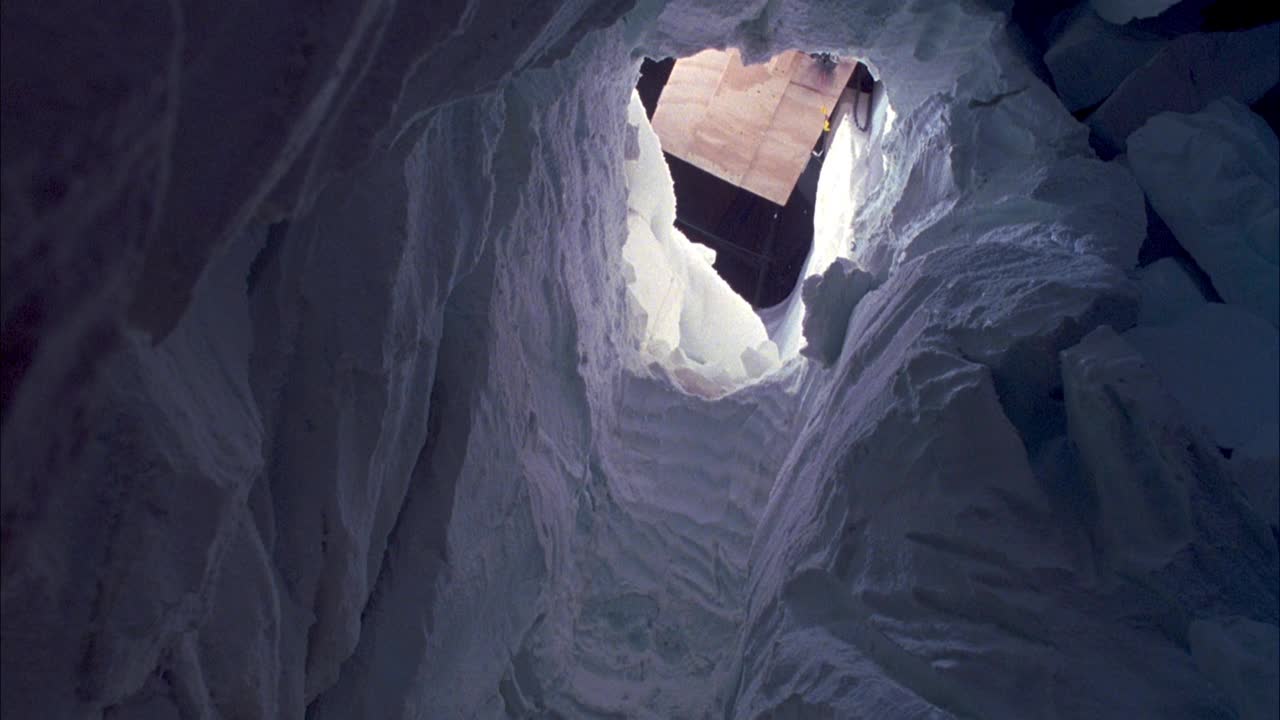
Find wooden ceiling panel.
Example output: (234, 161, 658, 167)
(651, 48, 857, 205)
(649, 49, 729, 158)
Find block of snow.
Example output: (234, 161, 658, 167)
(688, 240, 717, 267)
(621, 91, 779, 390)
(1124, 303, 1280, 451)
(1188, 617, 1280, 720)
(1231, 422, 1280, 529)
(1061, 326, 1198, 569)
(1089, 0, 1181, 25)
(1088, 23, 1280, 153)
(1127, 98, 1280, 328)
(1045, 7, 1166, 112)
(1028, 156, 1148, 269)
(1136, 258, 1207, 325)
(799, 258, 877, 367)
(764, 88, 882, 361)
(741, 340, 781, 379)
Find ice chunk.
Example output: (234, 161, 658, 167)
(1088, 23, 1280, 153)
(1124, 303, 1280, 451)
(1045, 7, 1166, 112)
(799, 258, 878, 367)
(741, 340, 781, 379)
(1136, 258, 1207, 325)
(688, 241, 717, 267)
(1188, 617, 1280, 720)
(1061, 326, 1197, 569)
(1089, 0, 1181, 25)
(1127, 98, 1280, 328)
(623, 213, 683, 353)
(624, 122, 640, 160)
(1232, 422, 1280, 529)
(624, 93, 677, 229)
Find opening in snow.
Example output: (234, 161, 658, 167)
(623, 49, 892, 396)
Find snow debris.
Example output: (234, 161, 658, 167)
(1189, 617, 1280, 720)
(1088, 23, 1280, 153)
(1125, 303, 1280, 452)
(1232, 420, 1280, 530)
(622, 91, 780, 395)
(1045, 6, 1167, 112)
(799, 258, 877, 367)
(1136, 257, 1208, 325)
(1064, 326, 1196, 568)
(1090, 0, 1182, 25)
(1128, 98, 1280, 328)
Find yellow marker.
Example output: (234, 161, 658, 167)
(821, 105, 830, 132)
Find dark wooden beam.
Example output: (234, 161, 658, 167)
(673, 217, 772, 269)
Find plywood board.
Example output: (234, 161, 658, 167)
(651, 49, 857, 205)
(741, 82, 836, 205)
(689, 50, 792, 186)
(649, 49, 729, 159)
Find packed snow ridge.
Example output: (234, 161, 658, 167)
(2, 1, 1277, 719)
(621, 91, 783, 394)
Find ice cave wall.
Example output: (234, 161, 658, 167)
(2, 1, 1278, 719)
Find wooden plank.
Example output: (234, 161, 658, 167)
(689, 49, 792, 186)
(650, 49, 729, 158)
(741, 82, 832, 204)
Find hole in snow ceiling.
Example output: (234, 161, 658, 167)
(636, 50, 877, 309)
(622, 48, 884, 396)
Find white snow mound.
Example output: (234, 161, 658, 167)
(1188, 617, 1280, 720)
(621, 91, 780, 395)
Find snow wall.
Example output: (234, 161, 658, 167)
(2, 1, 1277, 718)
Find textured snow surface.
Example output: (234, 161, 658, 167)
(1125, 303, 1280, 451)
(1128, 98, 1280, 328)
(3, 0, 1278, 718)
(1189, 616, 1280, 720)
(767, 78, 890, 361)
